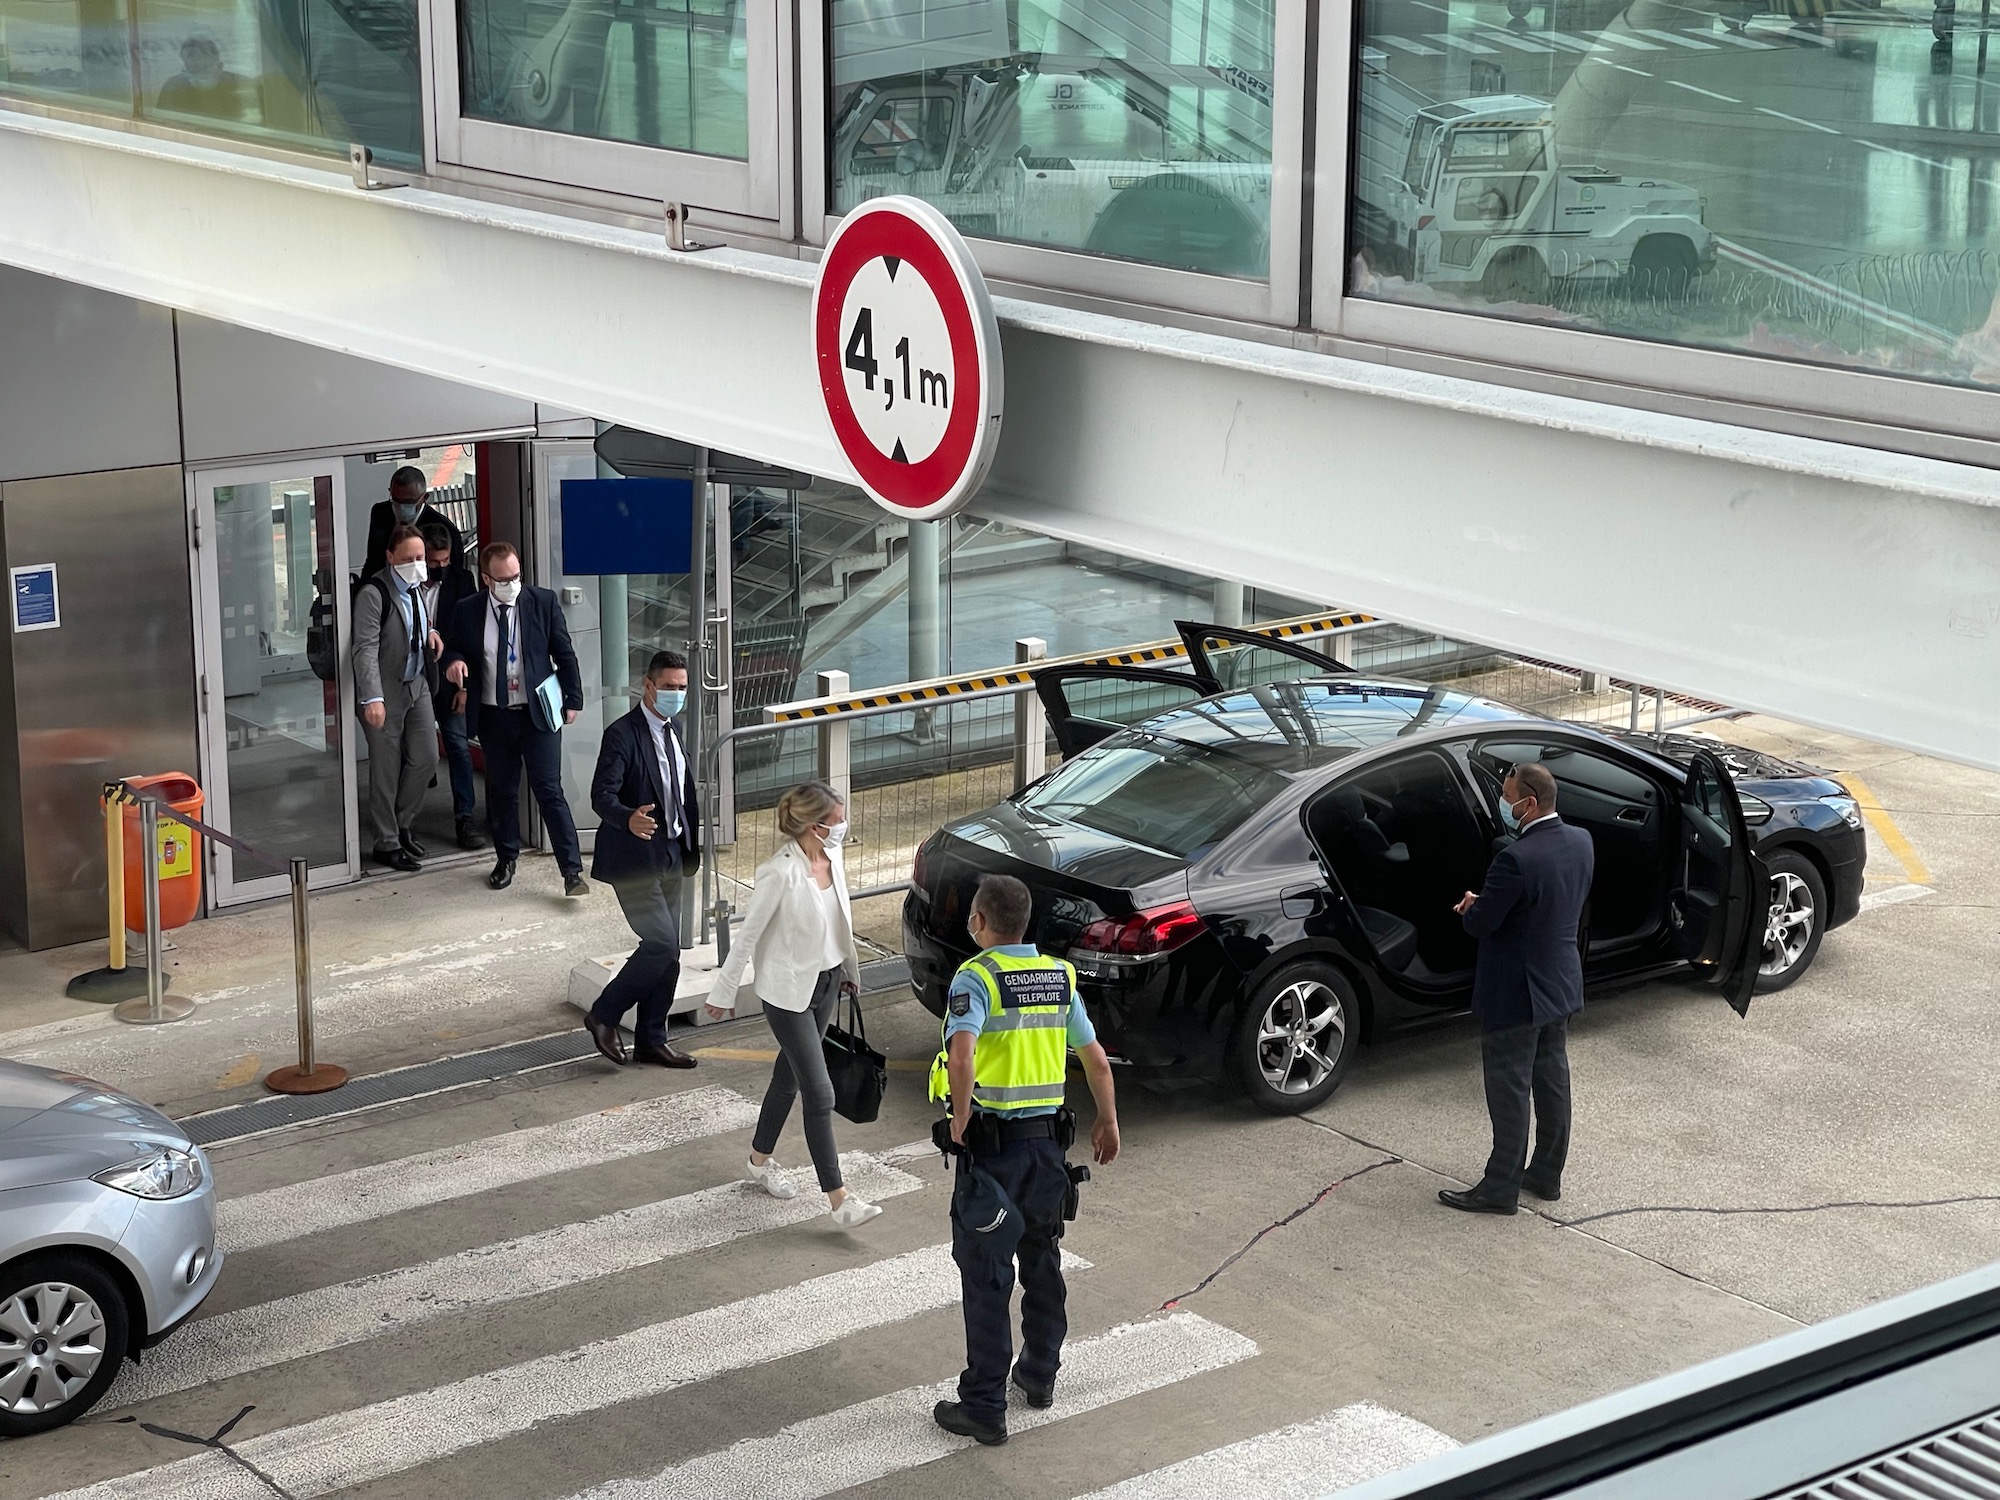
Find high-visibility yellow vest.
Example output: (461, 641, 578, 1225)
(927, 950, 1075, 1113)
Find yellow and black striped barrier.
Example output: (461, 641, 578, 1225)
(761, 611, 1376, 724)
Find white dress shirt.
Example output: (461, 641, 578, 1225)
(644, 706, 684, 836)
(482, 596, 520, 709)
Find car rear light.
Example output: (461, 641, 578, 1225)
(1069, 901, 1205, 963)
(1416, 214, 1434, 230)
(912, 840, 931, 891)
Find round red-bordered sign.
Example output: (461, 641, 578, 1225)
(812, 196, 1003, 521)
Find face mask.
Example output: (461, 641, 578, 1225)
(393, 501, 421, 523)
(426, 564, 446, 582)
(393, 559, 425, 589)
(649, 688, 686, 719)
(490, 579, 522, 605)
(1499, 795, 1526, 832)
(817, 819, 848, 850)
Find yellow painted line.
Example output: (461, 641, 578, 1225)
(216, 1054, 261, 1090)
(690, 1044, 929, 1072)
(1839, 773, 1933, 886)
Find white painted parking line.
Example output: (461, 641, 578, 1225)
(217, 1085, 761, 1252)
(1637, 26, 1718, 47)
(107, 1152, 926, 1406)
(49, 1244, 1028, 1500)
(1379, 34, 1443, 55)
(1859, 883, 1934, 913)
(567, 1313, 1256, 1500)
(1591, 30, 1665, 49)
(1611, 62, 1653, 77)
(1669, 79, 1741, 102)
(1540, 31, 1599, 51)
(1426, 32, 1498, 54)
(1756, 106, 1841, 134)
(1072, 1404, 1459, 1499)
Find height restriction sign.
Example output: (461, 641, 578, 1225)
(812, 196, 1003, 521)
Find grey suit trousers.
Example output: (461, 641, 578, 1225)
(364, 678, 438, 851)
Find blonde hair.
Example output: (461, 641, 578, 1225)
(775, 780, 842, 840)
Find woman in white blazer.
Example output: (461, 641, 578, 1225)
(707, 781, 883, 1229)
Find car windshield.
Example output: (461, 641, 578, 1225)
(1022, 681, 1519, 856)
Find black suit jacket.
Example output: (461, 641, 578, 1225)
(590, 705, 701, 883)
(439, 585, 583, 740)
(364, 501, 465, 581)
(423, 566, 478, 702)
(1461, 815, 1595, 1031)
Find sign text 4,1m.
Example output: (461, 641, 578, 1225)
(845, 307, 950, 413)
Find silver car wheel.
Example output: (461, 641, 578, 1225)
(1256, 980, 1346, 1095)
(1761, 871, 1816, 977)
(0, 1282, 109, 1415)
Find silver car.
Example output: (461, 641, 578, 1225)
(0, 1058, 220, 1436)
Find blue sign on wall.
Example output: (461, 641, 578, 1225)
(559, 478, 694, 576)
(10, 564, 59, 632)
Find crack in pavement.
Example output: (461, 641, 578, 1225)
(1157, 1154, 1401, 1311)
(114, 1405, 296, 1498)
(1559, 1193, 2000, 1228)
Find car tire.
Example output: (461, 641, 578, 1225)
(0, 1252, 131, 1437)
(1229, 962, 1362, 1115)
(1629, 235, 1699, 298)
(1481, 248, 1549, 304)
(1755, 851, 1827, 994)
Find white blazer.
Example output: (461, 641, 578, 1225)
(710, 839, 860, 1013)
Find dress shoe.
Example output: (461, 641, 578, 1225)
(564, 873, 591, 898)
(1438, 1187, 1517, 1216)
(932, 1400, 1007, 1446)
(488, 857, 516, 890)
(399, 830, 426, 859)
(1522, 1178, 1562, 1203)
(373, 845, 421, 873)
(632, 1043, 698, 1070)
(455, 818, 487, 851)
(585, 1017, 629, 1065)
(1010, 1366, 1055, 1410)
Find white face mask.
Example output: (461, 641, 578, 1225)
(490, 578, 522, 605)
(393, 559, 425, 588)
(817, 819, 848, 850)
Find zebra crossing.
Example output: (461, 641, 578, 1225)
(34, 1082, 1452, 1500)
(1373, 19, 1790, 61)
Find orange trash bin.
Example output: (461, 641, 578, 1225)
(120, 774, 204, 931)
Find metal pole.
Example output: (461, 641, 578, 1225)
(1652, 687, 1665, 735)
(105, 794, 125, 972)
(265, 857, 347, 1093)
(690, 447, 709, 943)
(114, 798, 193, 1024)
(1628, 685, 1642, 731)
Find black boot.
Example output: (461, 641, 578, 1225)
(456, 818, 487, 850)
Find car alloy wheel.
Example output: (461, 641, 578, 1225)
(0, 1281, 109, 1415)
(1761, 871, 1815, 977)
(1256, 979, 1347, 1096)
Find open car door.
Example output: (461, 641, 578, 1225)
(1032, 665, 1211, 759)
(1671, 749, 1771, 1016)
(1176, 621, 1356, 693)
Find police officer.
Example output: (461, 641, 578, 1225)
(929, 873, 1120, 1447)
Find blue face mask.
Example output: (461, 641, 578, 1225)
(650, 688, 686, 719)
(1499, 794, 1524, 831)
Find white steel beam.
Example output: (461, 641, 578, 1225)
(3, 113, 1998, 767)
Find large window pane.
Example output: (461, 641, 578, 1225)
(829, 0, 1276, 279)
(0, 0, 421, 162)
(1351, 0, 2000, 392)
(458, 0, 748, 157)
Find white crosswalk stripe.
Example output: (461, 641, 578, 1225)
(106, 1151, 925, 1406)
(48, 1243, 1071, 1500)
(216, 1084, 760, 1251)
(568, 1313, 1257, 1500)
(1070, 1404, 1458, 1499)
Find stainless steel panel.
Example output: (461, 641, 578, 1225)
(0, 465, 199, 949)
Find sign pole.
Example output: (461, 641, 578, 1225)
(114, 798, 194, 1024)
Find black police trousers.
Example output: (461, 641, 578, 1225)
(951, 1134, 1070, 1423)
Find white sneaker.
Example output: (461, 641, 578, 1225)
(745, 1157, 799, 1199)
(830, 1195, 884, 1229)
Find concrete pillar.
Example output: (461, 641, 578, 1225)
(1013, 637, 1048, 789)
(599, 575, 629, 698)
(816, 669, 852, 812)
(1212, 578, 1245, 627)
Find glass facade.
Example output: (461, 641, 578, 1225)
(1350, 0, 2000, 392)
(0, 0, 422, 161)
(827, 0, 1277, 278)
(458, 0, 747, 157)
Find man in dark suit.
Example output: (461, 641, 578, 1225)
(1444, 762, 1595, 1215)
(363, 466, 465, 581)
(418, 525, 484, 850)
(440, 541, 588, 896)
(584, 650, 700, 1069)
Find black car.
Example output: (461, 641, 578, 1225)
(903, 623, 1866, 1115)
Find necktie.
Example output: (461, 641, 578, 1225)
(403, 590, 423, 684)
(660, 723, 682, 836)
(497, 604, 512, 704)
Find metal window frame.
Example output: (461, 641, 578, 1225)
(1308, 0, 2000, 447)
(801, 0, 1308, 327)
(422, 0, 793, 227)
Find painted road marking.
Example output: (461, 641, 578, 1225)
(565, 1313, 1255, 1500)
(1709, 28, 1778, 47)
(49, 1244, 1037, 1500)
(1592, 29, 1665, 48)
(1757, 106, 1841, 134)
(1611, 62, 1653, 77)
(693, 1043, 930, 1072)
(1541, 30, 1600, 50)
(1427, 32, 1498, 54)
(1480, 29, 1556, 52)
(217, 1085, 761, 1253)
(1859, 883, 1935, 914)
(1839, 773, 1934, 885)
(1072, 1404, 1458, 1499)
(107, 1152, 925, 1406)
(1669, 79, 1740, 102)
(1379, 34, 1443, 54)
(1637, 26, 1718, 46)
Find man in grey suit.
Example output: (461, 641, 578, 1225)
(1444, 761, 1595, 1215)
(354, 524, 441, 872)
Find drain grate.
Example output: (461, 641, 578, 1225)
(1776, 1404, 2000, 1500)
(177, 955, 916, 1147)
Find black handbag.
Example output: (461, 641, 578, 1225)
(823, 988, 888, 1124)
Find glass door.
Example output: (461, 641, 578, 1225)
(194, 463, 360, 904)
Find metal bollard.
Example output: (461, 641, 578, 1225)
(265, 857, 348, 1094)
(113, 798, 194, 1025)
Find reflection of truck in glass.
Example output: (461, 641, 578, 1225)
(1352, 63, 1713, 300)
(828, 0, 1273, 277)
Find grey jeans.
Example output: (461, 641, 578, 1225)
(751, 967, 845, 1193)
(362, 678, 438, 851)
